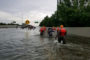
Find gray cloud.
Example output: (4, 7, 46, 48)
(0, 0, 57, 25)
(0, 0, 56, 13)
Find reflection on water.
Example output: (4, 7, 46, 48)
(0, 28, 90, 60)
(25, 31, 29, 40)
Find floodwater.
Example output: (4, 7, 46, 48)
(0, 27, 90, 60)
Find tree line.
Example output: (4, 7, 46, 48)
(0, 21, 19, 25)
(39, 0, 90, 27)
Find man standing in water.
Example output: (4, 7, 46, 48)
(56, 25, 67, 44)
(40, 26, 46, 36)
(48, 27, 54, 37)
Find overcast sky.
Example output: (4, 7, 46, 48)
(0, 0, 57, 26)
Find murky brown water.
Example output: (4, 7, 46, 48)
(0, 27, 90, 60)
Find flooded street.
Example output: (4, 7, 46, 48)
(0, 27, 90, 60)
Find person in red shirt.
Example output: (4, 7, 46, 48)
(43, 26, 46, 31)
(40, 26, 46, 36)
(57, 26, 60, 33)
(40, 27, 44, 36)
(52, 26, 56, 31)
(56, 25, 67, 44)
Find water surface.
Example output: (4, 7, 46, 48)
(0, 27, 90, 60)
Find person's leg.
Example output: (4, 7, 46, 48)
(58, 37, 61, 43)
(40, 31, 44, 36)
(62, 37, 66, 44)
(50, 32, 52, 36)
(40, 32, 43, 35)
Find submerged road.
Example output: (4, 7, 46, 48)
(0, 27, 90, 60)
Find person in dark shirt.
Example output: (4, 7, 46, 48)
(48, 27, 54, 37)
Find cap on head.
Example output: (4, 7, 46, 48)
(60, 25, 64, 28)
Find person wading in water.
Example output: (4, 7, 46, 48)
(56, 25, 67, 44)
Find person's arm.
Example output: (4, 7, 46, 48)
(64, 30, 67, 36)
(65, 30, 67, 35)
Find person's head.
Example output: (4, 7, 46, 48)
(60, 25, 64, 28)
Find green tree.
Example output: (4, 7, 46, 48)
(39, 0, 90, 27)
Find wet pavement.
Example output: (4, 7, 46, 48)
(0, 28, 90, 60)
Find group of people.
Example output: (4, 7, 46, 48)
(40, 25, 67, 44)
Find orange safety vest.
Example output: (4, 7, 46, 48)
(59, 28, 66, 36)
(40, 28, 44, 32)
(43, 27, 46, 31)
